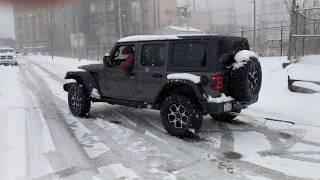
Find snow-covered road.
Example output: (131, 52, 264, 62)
(1, 55, 320, 180)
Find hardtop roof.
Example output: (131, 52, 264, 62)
(117, 34, 243, 43)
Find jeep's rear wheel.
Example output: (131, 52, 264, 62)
(68, 83, 91, 117)
(160, 95, 203, 137)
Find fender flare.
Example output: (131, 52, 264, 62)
(63, 71, 99, 94)
(155, 79, 206, 109)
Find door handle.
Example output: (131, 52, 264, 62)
(152, 73, 163, 78)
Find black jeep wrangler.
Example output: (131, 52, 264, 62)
(64, 35, 262, 137)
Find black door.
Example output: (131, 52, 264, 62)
(135, 42, 168, 103)
(99, 45, 137, 100)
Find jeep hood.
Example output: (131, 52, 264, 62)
(78, 64, 104, 72)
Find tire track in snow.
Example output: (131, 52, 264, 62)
(19, 62, 98, 180)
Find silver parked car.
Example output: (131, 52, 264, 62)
(0, 47, 18, 66)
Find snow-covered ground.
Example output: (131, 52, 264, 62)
(0, 55, 320, 180)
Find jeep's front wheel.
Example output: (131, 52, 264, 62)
(68, 83, 91, 117)
(160, 95, 203, 137)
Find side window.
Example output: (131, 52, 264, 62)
(173, 42, 207, 68)
(113, 45, 135, 61)
(141, 44, 166, 67)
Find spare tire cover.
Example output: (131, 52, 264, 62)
(230, 57, 262, 102)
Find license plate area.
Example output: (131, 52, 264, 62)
(224, 103, 233, 112)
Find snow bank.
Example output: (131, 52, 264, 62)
(167, 73, 201, 84)
(287, 63, 320, 82)
(293, 81, 320, 92)
(207, 94, 234, 103)
(232, 50, 259, 70)
(287, 55, 320, 82)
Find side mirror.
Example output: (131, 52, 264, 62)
(103, 53, 110, 66)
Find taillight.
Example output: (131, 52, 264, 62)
(212, 76, 224, 91)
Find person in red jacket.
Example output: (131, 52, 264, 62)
(120, 46, 135, 72)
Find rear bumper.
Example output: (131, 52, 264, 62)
(202, 99, 256, 115)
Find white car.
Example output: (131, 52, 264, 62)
(0, 47, 18, 66)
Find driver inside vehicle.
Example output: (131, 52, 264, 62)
(120, 46, 135, 72)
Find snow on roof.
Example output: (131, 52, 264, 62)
(118, 34, 212, 43)
(167, 26, 203, 32)
(118, 35, 181, 43)
(167, 73, 201, 84)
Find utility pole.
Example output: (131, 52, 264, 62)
(280, 22, 283, 56)
(139, 0, 143, 34)
(253, 0, 256, 48)
(288, 0, 297, 61)
(206, 0, 213, 33)
(242, 26, 244, 38)
(118, 0, 123, 38)
(49, 7, 54, 60)
(73, 1, 81, 61)
(193, 0, 196, 11)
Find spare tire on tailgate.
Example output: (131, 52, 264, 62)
(230, 50, 262, 102)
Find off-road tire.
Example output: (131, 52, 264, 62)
(68, 83, 91, 117)
(210, 110, 241, 122)
(231, 57, 262, 101)
(160, 95, 203, 137)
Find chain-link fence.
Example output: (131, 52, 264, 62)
(289, 5, 320, 62)
(216, 25, 290, 57)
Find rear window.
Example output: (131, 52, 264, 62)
(172, 42, 207, 68)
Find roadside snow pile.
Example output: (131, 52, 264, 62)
(232, 50, 259, 70)
(167, 73, 201, 84)
(287, 55, 320, 82)
(207, 94, 234, 103)
(293, 81, 320, 92)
